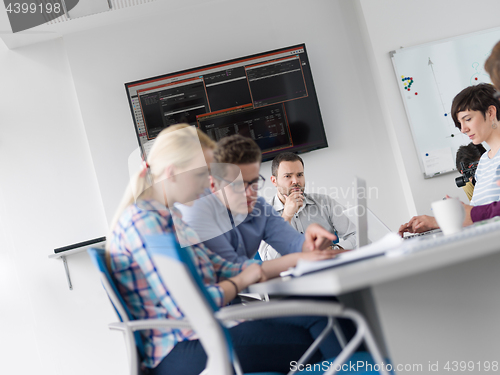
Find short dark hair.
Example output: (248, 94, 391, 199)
(451, 83, 500, 130)
(455, 142, 486, 171)
(271, 152, 304, 177)
(213, 135, 262, 165)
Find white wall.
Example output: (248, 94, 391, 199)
(63, 0, 409, 231)
(355, 0, 500, 367)
(6, 1, 500, 374)
(0, 38, 124, 374)
(2, 2, 411, 375)
(358, 0, 500, 216)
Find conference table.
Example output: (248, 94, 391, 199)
(249, 220, 500, 375)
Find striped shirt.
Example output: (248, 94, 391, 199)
(107, 199, 260, 369)
(470, 150, 500, 206)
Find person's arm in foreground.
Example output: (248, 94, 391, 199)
(468, 181, 500, 223)
(470, 201, 500, 222)
(218, 263, 263, 304)
(302, 222, 338, 251)
(263, 201, 337, 255)
(259, 249, 343, 280)
(217, 249, 341, 303)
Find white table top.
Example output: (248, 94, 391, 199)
(249, 220, 500, 296)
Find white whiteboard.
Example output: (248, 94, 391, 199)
(391, 27, 500, 178)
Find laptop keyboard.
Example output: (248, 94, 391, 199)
(402, 229, 442, 240)
(401, 217, 500, 253)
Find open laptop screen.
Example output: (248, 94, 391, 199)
(354, 176, 369, 248)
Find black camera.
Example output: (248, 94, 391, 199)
(455, 161, 479, 187)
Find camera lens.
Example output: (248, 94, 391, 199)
(455, 176, 467, 187)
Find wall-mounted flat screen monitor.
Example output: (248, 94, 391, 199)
(124, 43, 328, 162)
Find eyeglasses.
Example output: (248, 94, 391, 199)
(215, 174, 266, 193)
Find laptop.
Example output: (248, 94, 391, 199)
(402, 228, 442, 240)
(343, 176, 392, 247)
(350, 176, 441, 243)
(354, 176, 369, 248)
(280, 176, 396, 277)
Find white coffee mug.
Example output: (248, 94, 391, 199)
(431, 198, 465, 235)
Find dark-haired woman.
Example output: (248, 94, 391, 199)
(399, 83, 500, 235)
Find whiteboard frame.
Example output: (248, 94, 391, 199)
(390, 26, 500, 179)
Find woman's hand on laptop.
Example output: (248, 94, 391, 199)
(398, 215, 439, 237)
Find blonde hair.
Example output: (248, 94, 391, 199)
(106, 124, 215, 251)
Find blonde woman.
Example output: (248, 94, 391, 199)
(107, 124, 343, 375)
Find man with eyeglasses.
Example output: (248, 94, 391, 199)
(259, 152, 357, 261)
(177, 134, 336, 263)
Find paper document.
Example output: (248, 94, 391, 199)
(283, 233, 403, 277)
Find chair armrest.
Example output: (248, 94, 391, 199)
(108, 318, 192, 332)
(216, 300, 344, 322)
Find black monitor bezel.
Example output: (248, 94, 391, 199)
(124, 43, 328, 162)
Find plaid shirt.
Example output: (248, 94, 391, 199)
(107, 199, 260, 369)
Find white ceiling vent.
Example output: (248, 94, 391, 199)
(0, 0, 160, 49)
(48, 0, 157, 24)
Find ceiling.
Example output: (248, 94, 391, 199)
(0, 0, 209, 49)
